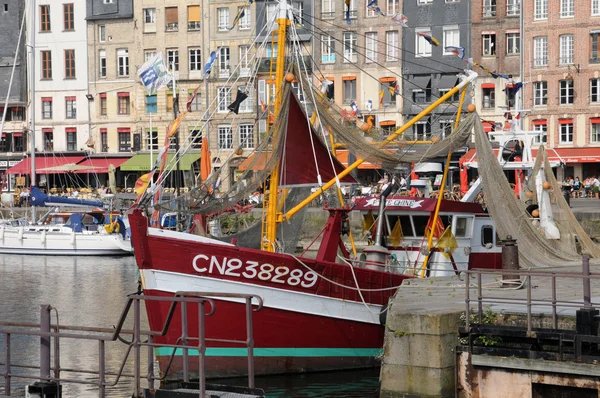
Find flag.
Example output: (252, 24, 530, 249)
(134, 172, 154, 196)
(137, 52, 173, 95)
(186, 85, 200, 112)
(367, 0, 384, 16)
(417, 32, 439, 47)
(497, 72, 510, 79)
(512, 82, 523, 95)
(425, 215, 445, 239)
(345, 0, 351, 24)
(227, 89, 249, 114)
(390, 218, 403, 247)
(167, 112, 186, 138)
(350, 101, 360, 116)
(320, 78, 333, 94)
(379, 90, 384, 106)
(228, 6, 246, 30)
(389, 81, 397, 99)
(365, 99, 373, 112)
(391, 13, 408, 27)
(436, 226, 458, 259)
(445, 46, 465, 60)
(260, 99, 267, 113)
(203, 49, 219, 78)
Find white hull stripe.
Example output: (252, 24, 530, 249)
(141, 269, 383, 325)
(147, 227, 233, 246)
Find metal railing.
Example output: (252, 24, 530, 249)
(464, 256, 596, 337)
(0, 291, 263, 398)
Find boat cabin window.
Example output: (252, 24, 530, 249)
(454, 217, 471, 238)
(412, 215, 430, 237)
(386, 215, 414, 237)
(481, 225, 494, 246)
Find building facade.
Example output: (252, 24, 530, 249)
(401, 0, 471, 141)
(35, 0, 90, 156)
(472, 0, 521, 134)
(313, 0, 404, 133)
(522, 0, 600, 179)
(0, 0, 28, 190)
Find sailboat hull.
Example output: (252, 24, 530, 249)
(0, 227, 133, 255)
(130, 210, 409, 378)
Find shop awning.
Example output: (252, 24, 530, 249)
(74, 157, 131, 174)
(7, 156, 85, 175)
(438, 75, 458, 89)
(119, 153, 200, 171)
(460, 147, 600, 164)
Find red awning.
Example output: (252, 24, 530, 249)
(461, 147, 600, 164)
(74, 157, 131, 174)
(482, 121, 494, 132)
(7, 156, 85, 175)
(334, 150, 381, 170)
(532, 119, 547, 126)
(481, 83, 495, 89)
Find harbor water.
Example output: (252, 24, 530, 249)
(0, 255, 379, 397)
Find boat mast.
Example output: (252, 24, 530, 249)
(261, 0, 290, 252)
(29, 0, 36, 221)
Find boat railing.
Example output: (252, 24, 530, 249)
(0, 291, 263, 398)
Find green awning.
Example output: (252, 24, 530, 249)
(120, 153, 201, 171)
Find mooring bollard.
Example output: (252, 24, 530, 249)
(500, 235, 520, 287)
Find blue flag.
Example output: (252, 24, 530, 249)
(203, 49, 220, 78)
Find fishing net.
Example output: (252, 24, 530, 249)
(473, 114, 600, 267)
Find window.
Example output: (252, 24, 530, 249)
(343, 32, 357, 63)
(40, 5, 50, 32)
(366, 32, 377, 63)
(413, 120, 431, 141)
(43, 130, 54, 151)
(240, 124, 254, 149)
(103, 0, 114, 3)
(118, 130, 131, 152)
(99, 50, 106, 78)
(454, 217, 471, 238)
(291, 82, 305, 102)
(165, 7, 178, 31)
(443, 26, 460, 54)
(166, 92, 173, 112)
(187, 5, 200, 30)
(532, 121, 547, 144)
(65, 97, 76, 119)
(321, 0, 334, 18)
(418, 0, 432, 3)
(118, 93, 130, 114)
(238, 86, 254, 113)
(534, 0, 547, 19)
(239, 6, 250, 29)
(592, 119, 600, 143)
(99, 25, 105, 42)
(145, 129, 158, 151)
(321, 35, 335, 63)
(64, 50, 75, 79)
(439, 120, 454, 139)
(63, 4, 74, 30)
(218, 87, 231, 112)
(560, 79, 574, 104)
(189, 129, 202, 148)
(146, 95, 157, 114)
(266, 43, 278, 58)
(41, 98, 52, 119)
(506, 33, 520, 55)
(188, 90, 201, 111)
(144, 50, 157, 62)
(292, 2, 304, 25)
(533, 36, 547, 67)
(117, 48, 129, 76)
(482, 86, 495, 108)
(239, 46, 250, 76)
(219, 47, 230, 77)
(343, 78, 356, 104)
(560, 0, 574, 17)
(386, 31, 398, 61)
(265, 2, 278, 31)
(100, 129, 108, 152)
(505, 85, 516, 107)
(560, 120, 573, 143)
(366, 0, 376, 17)
(189, 48, 201, 71)
(559, 35, 574, 65)
(218, 8, 229, 31)
(416, 29, 433, 57)
(592, 79, 600, 103)
(167, 49, 179, 71)
(594, 0, 600, 16)
(438, 88, 459, 102)
(382, 79, 401, 105)
(66, 129, 77, 151)
(144, 8, 156, 24)
(386, 0, 399, 15)
(218, 125, 233, 149)
(482, 34, 496, 56)
(506, 0, 520, 16)
(533, 81, 547, 106)
(592, 33, 599, 62)
(483, 0, 496, 17)
(41, 51, 52, 79)
(99, 93, 107, 116)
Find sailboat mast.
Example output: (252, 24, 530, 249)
(29, 0, 36, 221)
(261, 0, 290, 252)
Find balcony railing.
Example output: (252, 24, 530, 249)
(219, 68, 230, 78)
(165, 22, 178, 32)
(188, 21, 201, 31)
(240, 67, 251, 77)
(321, 11, 335, 19)
(534, 57, 548, 67)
